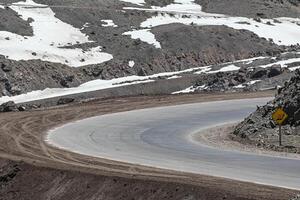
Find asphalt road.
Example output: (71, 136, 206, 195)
(47, 98, 300, 190)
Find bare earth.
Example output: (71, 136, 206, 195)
(193, 124, 300, 160)
(0, 91, 299, 200)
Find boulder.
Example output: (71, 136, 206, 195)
(1, 63, 12, 72)
(0, 101, 18, 112)
(57, 98, 75, 105)
(267, 65, 282, 77)
(250, 68, 267, 79)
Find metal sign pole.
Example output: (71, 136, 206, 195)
(279, 124, 282, 146)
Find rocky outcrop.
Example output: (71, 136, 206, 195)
(233, 70, 300, 153)
(57, 97, 75, 105)
(0, 101, 18, 112)
(290, 195, 300, 200)
(196, 0, 300, 18)
(190, 65, 289, 92)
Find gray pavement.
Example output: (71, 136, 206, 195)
(47, 98, 300, 190)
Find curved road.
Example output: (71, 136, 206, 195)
(47, 98, 300, 190)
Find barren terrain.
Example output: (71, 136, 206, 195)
(1, 91, 299, 200)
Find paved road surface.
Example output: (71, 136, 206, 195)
(47, 98, 300, 190)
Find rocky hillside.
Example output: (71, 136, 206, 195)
(233, 70, 300, 153)
(0, 0, 299, 102)
(197, 0, 300, 18)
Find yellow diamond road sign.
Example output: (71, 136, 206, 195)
(272, 108, 288, 125)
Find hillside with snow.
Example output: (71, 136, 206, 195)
(0, 0, 299, 105)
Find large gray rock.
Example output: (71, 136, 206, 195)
(0, 101, 18, 112)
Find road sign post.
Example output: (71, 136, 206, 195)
(272, 108, 288, 146)
(279, 124, 282, 146)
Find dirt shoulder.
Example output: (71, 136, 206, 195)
(0, 91, 298, 199)
(192, 123, 300, 160)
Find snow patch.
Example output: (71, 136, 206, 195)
(258, 57, 300, 69)
(101, 20, 118, 27)
(172, 84, 206, 94)
(123, 29, 161, 48)
(0, 63, 214, 104)
(167, 75, 182, 79)
(233, 80, 261, 89)
(0, 76, 154, 104)
(0, 0, 113, 67)
(119, 0, 145, 6)
(124, 0, 300, 46)
(289, 65, 300, 71)
(80, 22, 90, 30)
(128, 60, 135, 67)
(208, 65, 240, 73)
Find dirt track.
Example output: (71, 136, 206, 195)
(0, 91, 299, 200)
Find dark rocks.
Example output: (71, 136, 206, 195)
(1, 63, 12, 72)
(57, 97, 75, 105)
(233, 69, 300, 153)
(0, 101, 18, 112)
(250, 68, 268, 79)
(0, 164, 20, 184)
(196, 0, 300, 18)
(60, 76, 75, 88)
(288, 0, 300, 6)
(137, 68, 147, 76)
(267, 65, 282, 77)
(290, 195, 300, 200)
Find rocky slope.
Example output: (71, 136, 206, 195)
(233, 70, 300, 153)
(0, 0, 299, 99)
(197, 0, 300, 18)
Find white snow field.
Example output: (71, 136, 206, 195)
(123, 29, 161, 48)
(208, 65, 240, 73)
(124, 0, 300, 46)
(101, 20, 118, 27)
(0, 0, 113, 67)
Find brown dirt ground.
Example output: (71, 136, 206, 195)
(0, 91, 299, 200)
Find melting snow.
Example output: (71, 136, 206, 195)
(123, 29, 161, 48)
(0, 0, 113, 67)
(101, 20, 118, 27)
(80, 22, 90, 30)
(258, 57, 300, 69)
(208, 65, 240, 73)
(172, 84, 206, 94)
(289, 65, 300, 71)
(0, 64, 213, 103)
(0, 76, 154, 104)
(167, 75, 182, 79)
(233, 80, 261, 89)
(128, 60, 135, 67)
(119, 0, 145, 6)
(124, 0, 300, 46)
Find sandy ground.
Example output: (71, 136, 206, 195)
(193, 124, 300, 160)
(0, 91, 299, 200)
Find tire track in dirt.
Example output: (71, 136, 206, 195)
(0, 91, 297, 199)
